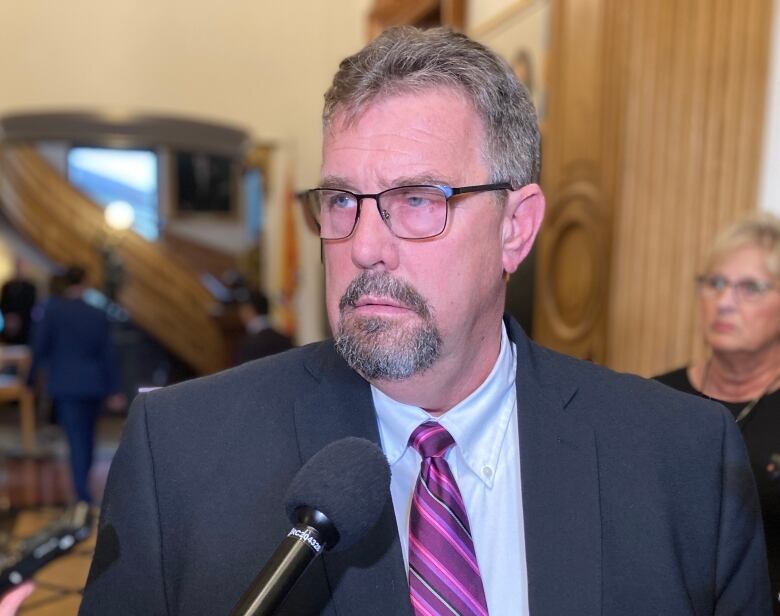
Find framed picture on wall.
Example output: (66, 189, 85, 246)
(174, 151, 235, 215)
(470, 0, 551, 123)
(367, 0, 465, 38)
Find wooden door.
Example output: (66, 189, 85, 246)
(534, 0, 773, 374)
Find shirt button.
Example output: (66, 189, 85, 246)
(482, 466, 493, 478)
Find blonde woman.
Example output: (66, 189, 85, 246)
(656, 213, 780, 612)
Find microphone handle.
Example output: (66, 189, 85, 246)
(229, 523, 326, 616)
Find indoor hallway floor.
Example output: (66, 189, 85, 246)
(1, 412, 121, 615)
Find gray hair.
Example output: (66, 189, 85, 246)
(323, 26, 541, 187)
(705, 212, 780, 279)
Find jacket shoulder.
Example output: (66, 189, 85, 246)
(528, 340, 730, 431)
(140, 341, 333, 428)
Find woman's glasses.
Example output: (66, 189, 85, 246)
(696, 274, 777, 303)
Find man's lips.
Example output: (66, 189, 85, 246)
(354, 296, 407, 309)
(349, 297, 415, 315)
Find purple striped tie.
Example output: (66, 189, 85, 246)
(407, 422, 489, 616)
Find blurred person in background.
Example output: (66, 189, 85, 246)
(0, 259, 37, 345)
(233, 288, 293, 365)
(656, 213, 780, 612)
(26, 265, 125, 504)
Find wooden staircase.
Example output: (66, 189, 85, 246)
(0, 145, 227, 375)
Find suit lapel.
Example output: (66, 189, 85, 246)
(294, 343, 412, 616)
(508, 318, 602, 615)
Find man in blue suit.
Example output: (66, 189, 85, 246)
(27, 265, 123, 504)
(81, 28, 771, 615)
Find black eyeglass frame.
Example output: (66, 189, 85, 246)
(297, 182, 514, 240)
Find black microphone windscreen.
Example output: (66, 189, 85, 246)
(284, 437, 390, 552)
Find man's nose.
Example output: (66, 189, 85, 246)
(349, 198, 399, 271)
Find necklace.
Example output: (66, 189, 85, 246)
(700, 359, 780, 425)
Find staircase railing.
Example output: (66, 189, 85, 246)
(0, 144, 227, 375)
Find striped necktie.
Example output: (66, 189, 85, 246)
(407, 422, 489, 616)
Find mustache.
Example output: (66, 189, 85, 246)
(339, 272, 431, 318)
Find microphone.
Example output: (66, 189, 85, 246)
(229, 437, 391, 616)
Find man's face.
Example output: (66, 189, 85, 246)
(321, 88, 536, 383)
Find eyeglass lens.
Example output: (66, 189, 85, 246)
(308, 186, 449, 240)
(697, 275, 773, 301)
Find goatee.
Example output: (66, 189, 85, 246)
(334, 272, 442, 380)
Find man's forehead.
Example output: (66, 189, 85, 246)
(319, 87, 489, 192)
(324, 84, 477, 136)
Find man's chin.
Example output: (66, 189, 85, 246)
(334, 314, 442, 381)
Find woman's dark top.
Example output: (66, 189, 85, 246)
(656, 367, 780, 612)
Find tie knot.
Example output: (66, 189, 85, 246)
(409, 422, 455, 459)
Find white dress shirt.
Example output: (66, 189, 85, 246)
(373, 323, 529, 616)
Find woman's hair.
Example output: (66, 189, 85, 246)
(705, 212, 780, 278)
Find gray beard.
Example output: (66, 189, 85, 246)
(334, 272, 442, 381)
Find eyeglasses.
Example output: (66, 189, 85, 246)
(297, 182, 513, 240)
(695, 274, 778, 303)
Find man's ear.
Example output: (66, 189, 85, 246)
(501, 183, 545, 274)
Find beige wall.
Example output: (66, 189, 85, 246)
(0, 0, 372, 184)
(0, 0, 372, 343)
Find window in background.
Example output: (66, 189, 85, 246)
(67, 147, 159, 240)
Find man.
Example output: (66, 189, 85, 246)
(80, 28, 770, 615)
(0, 258, 37, 345)
(27, 265, 124, 504)
(233, 288, 293, 365)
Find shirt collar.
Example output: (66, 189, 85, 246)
(373, 323, 517, 488)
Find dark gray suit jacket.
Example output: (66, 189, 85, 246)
(81, 317, 770, 615)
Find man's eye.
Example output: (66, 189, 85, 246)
(393, 189, 440, 208)
(327, 193, 355, 208)
(406, 195, 431, 207)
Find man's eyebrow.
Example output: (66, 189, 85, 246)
(390, 174, 452, 187)
(318, 174, 453, 191)
(319, 176, 354, 190)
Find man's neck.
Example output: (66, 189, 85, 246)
(704, 341, 780, 401)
